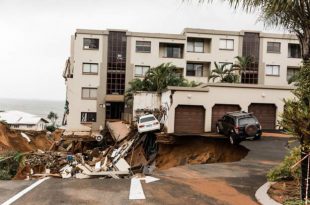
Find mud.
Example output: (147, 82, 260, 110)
(0, 123, 53, 153)
(155, 136, 249, 170)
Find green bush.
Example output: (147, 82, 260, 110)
(284, 199, 310, 205)
(0, 151, 23, 180)
(46, 125, 56, 132)
(267, 146, 301, 182)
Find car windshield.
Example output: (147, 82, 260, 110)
(238, 117, 257, 126)
(140, 116, 156, 123)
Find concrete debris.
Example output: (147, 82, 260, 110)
(21, 132, 31, 143)
(106, 121, 131, 142)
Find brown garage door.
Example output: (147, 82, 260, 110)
(248, 103, 276, 130)
(175, 105, 205, 134)
(211, 104, 241, 132)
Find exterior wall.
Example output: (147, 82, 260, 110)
(66, 33, 104, 132)
(165, 85, 294, 133)
(129, 36, 186, 80)
(64, 28, 301, 133)
(261, 37, 302, 86)
(132, 92, 161, 120)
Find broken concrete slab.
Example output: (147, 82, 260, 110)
(114, 158, 130, 172)
(106, 121, 130, 142)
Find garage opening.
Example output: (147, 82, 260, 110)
(174, 105, 205, 134)
(211, 104, 241, 132)
(248, 103, 277, 130)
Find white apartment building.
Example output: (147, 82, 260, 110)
(63, 28, 301, 135)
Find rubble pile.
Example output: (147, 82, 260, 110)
(15, 121, 151, 180)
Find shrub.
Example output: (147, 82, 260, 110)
(0, 151, 23, 180)
(46, 125, 56, 132)
(267, 146, 301, 182)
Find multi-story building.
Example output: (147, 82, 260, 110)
(62, 28, 302, 135)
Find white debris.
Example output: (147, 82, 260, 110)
(21, 132, 31, 142)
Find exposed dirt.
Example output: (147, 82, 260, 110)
(268, 180, 300, 204)
(0, 123, 53, 153)
(155, 136, 249, 170)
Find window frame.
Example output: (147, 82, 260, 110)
(186, 63, 204, 77)
(134, 65, 150, 77)
(265, 65, 280, 76)
(267, 42, 281, 54)
(287, 67, 299, 82)
(81, 87, 97, 100)
(165, 44, 183, 58)
(288, 43, 301, 58)
(80, 112, 97, 123)
(135, 41, 151, 53)
(219, 39, 234, 50)
(83, 38, 99, 50)
(82, 63, 99, 75)
(187, 39, 204, 53)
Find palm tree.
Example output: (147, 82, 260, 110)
(232, 56, 253, 83)
(209, 62, 240, 83)
(125, 63, 198, 106)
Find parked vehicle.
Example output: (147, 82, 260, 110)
(216, 111, 262, 145)
(137, 114, 160, 133)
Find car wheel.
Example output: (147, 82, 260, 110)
(229, 135, 240, 145)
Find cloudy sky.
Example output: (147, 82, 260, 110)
(0, 0, 284, 101)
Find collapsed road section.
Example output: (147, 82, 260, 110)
(0, 120, 249, 180)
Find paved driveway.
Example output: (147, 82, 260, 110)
(0, 136, 288, 205)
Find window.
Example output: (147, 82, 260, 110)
(82, 63, 98, 74)
(81, 112, 97, 123)
(187, 39, 204, 52)
(136, 41, 151, 53)
(267, 42, 281, 53)
(81, 88, 97, 99)
(219, 39, 234, 50)
(266, 65, 280, 76)
(287, 67, 299, 82)
(135, 65, 150, 77)
(186, 63, 204, 77)
(83, 38, 99, 49)
(27, 125, 34, 128)
(166, 45, 183, 58)
(218, 62, 233, 70)
(288, 43, 301, 58)
(11, 125, 19, 128)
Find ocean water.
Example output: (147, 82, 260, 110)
(0, 98, 65, 123)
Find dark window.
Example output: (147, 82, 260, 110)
(288, 43, 301, 58)
(83, 38, 99, 49)
(166, 45, 182, 58)
(186, 63, 203, 77)
(187, 38, 204, 52)
(106, 102, 124, 119)
(242, 32, 260, 84)
(82, 88, 97, 99)
(267, 42, 281, 53)
(287, 67, 299, 82)
(107, 31, 127, 95)
(140, 116, 156, 123)
(82, 63, 98, 74)
(136, 41, 151, 53)
(238, 117, 257, 126)
(81, 112, 96, 123)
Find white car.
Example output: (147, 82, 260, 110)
(137, 114, 160, 133)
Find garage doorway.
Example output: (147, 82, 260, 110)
(174, 105, 205, 134)
(248, 103, 277, 130)
(211, 104, 241, 132)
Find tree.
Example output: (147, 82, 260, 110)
(233, 56, 253, 82)
(204, 0, 310, 200)
(209, 62, 240, 83)
(47, 111, 58, 126)
(125, 63, 199, 106)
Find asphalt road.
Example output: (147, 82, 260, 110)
(0, 136, 289, 205)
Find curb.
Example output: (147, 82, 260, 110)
(255, 182, 282, 205)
